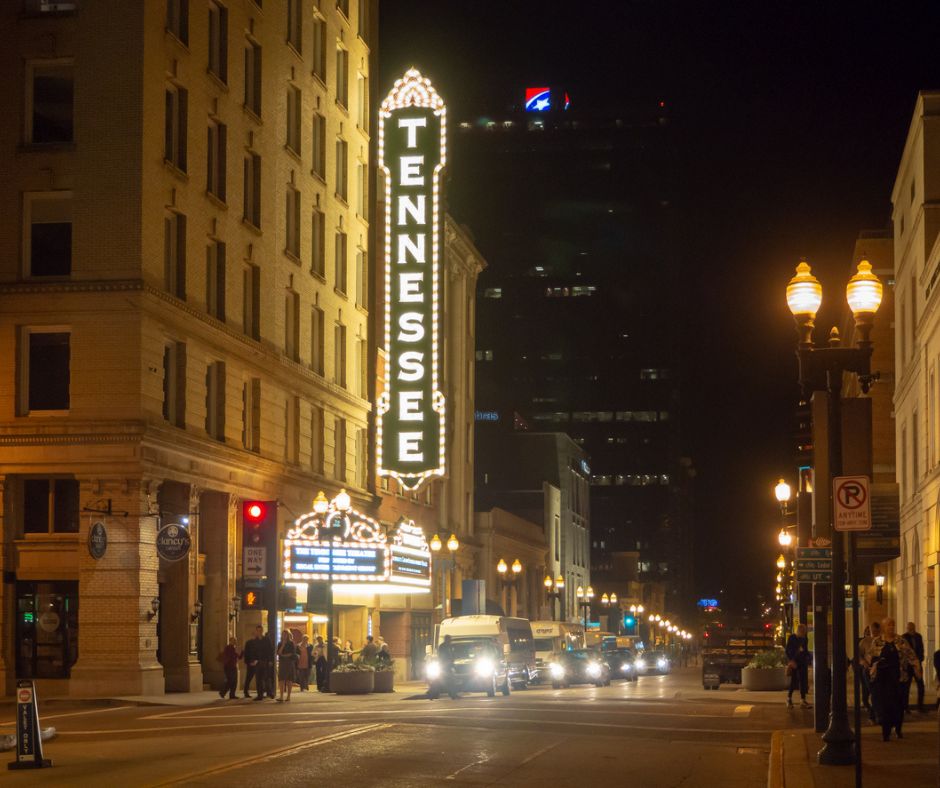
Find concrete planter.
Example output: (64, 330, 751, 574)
(373, 670, 395, 693)
(330, 670, 374, 695)
(741, 666, 788, 691)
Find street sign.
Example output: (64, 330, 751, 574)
(243, 546, 266, 579)
(796, 547, 832, 584)
(796, 547, 832, 560)
(796, 570, 832, 583)
(833, 475, 872, 532)
(8, 680, 52, 770)
(156, 523, 191, 561)
(88, 521, 107, 559)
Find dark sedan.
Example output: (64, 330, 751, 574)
(548, 649, 611, 688)
(603, 648, 639, 682)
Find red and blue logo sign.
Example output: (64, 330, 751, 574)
(525, 87, 551, 112)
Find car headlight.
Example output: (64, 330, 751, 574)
(586, 662, 601, 678)
(621, 663, 631, 672)
(550, 663, 566, 679)
(426, 660, 441, 680)
(635, 658, 647, 670)
(657, 659, 667, 669)
(474, 657, 495, 677)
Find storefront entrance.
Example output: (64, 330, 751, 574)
(15, 580, 79, 679)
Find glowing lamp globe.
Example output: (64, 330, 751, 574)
(429, 534, 442, 553)
(544, 575, 554, 589)
(778, 529, 793, 547)
(786, 261, 823, 318)
(555, 576, 565, 589)
(312, 491, 329, 515)
(497, 558, 508, 575)
(511, 559, 522, 574)
(846, 260, 883, 316)
(774, 479, 791, 504)
(446, 534, 459, 552)
(776, 554, 787, 570)
(610, 593, 618, 605)
(333, 489, 352, 511)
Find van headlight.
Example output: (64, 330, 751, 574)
(474, 658, 495, 677)
(550, 663, 566, 679)
(657, 658, 667, 669)
(621, 663, 631, 672)
(426, 660, 441, 680)
(635, 658, 647, 670)
(586, 662, 602, 678)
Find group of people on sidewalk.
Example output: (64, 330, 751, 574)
(785, 618, 938, 743)
(217, 627, 392, 702)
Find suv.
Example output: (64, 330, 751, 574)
(426, 638, 511, 698)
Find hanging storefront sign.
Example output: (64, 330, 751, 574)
(284, 499, 431, 594)
(376, 68, 447, 492)
(88, 521, 107, 559)
(156, 523, 191, 562)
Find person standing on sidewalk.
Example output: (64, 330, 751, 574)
(902, 621, 926, 713)
(314, 635, 327, 692)
(869, 618, 921, 740)
(254, 628, 275, 701)
(242, 625, 264, 698)
(275, 630, 297, 702)
(297, 635, 312, 691)
(219, 636, 242, 699)
(785, 624, 811, 709)
(859, 621, 881, 722)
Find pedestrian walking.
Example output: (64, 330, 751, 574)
(785, 624, 811, 709)
(219, 636, 242, 699)
(859, 621, 881, 721)
(314, 635, 327, 692)
(297, 635, 312, 691)
(276, 630, 297, 702)
(243, 625, 265, 698)
(360, 635, 379, 662)
(901, 621, 926, 713)
(869, 618, 922, 740)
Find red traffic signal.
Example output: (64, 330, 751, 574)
(243, 501, 269, 523)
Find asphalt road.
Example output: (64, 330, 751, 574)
(1, 668, 813, 787)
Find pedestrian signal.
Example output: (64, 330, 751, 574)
(242, 589, 262, 609)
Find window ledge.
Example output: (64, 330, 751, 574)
(164, 29, 190, 51)
(163, 159, 189, 182)
(312, 72, 327, 90)
(334, 194, 349, 207)
(335, 99, 349, 116)
(284, 249, 301, 265)
(310, 268, 326, 282)
(206, 191, 227, 210)
(310, 170, 327, 186)
(242, 105, 262, 125)
(284, 144, 302, 162)
(19, 142, 75, 153)
(207, 69, 229, 92)
(334, 287, 348, 300)
(355, 303, 368, 317)
(241, 218, 263, 235)
(21, 409, 70, 418)
(287, 41, 303, 60)
(355, 124, 370, 141)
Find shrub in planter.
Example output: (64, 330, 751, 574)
(741, 649, 789, 691)
(330, 662, 375, 694)
(362, 657, 395, 692)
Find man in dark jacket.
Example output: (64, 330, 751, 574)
(259, 630, 276, 699)
(785, 624, 811, 709)
(243, 625, 264, 698)
(902, 622, 925, 713)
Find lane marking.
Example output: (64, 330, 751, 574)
(733, 705, 754, 718)
(143, 705, 472, 721)
(379, 715, 779, 735)
(445, 753, 491, 780)
(518, 739, 562, 765)
(0, 704, 132, 727)
(147, 723, 391, 787)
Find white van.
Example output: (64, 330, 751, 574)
(530, 621, 584, 681)
(436, 615, 538, 688)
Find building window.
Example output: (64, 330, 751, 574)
(334, 416, 346, 481)
(357, 73, 368, 133)
(358, 0, 370, 42)
(243, 153, 261, 228)
(311, 207, 325, 275)
(335, 138, 348, 201)
(15, 580, 79, 680)
(335, 47, 349, 108)
(912, 409, 919, 483)
(162, 340, 186, 427)
(286, 85, 302, 155)
(334, 321, 346, 387)
(356, 162, 367, 216)
(242, 378, 260, 452)
(286, 396, 300, 464)
(286, 0, 302, 53)
(285, 186, 301, 258)
(164, 84, 188, 171)
(205, 361, 226, 441)
(208, 1, 228, 82)
(357, 337, 368, 397)
(206, 121, 227, 200)
(166, 0, 189, 44)
(312, 16, 327, 81)
(355, 248, 367, 307)
(312, 112, 326, 179)
(337, 0, 349, 18)
(334, 230, 347, 293)
(244, 40, 262, 117)
(285, 289, 300, 361)
(24, 191, 72, 277)
(20, 329, 70, 414)
(164, 211, 187, 299)
(23, 478, 78, 534)
(206, 241, 226, 321)
(243, 263, 260, 340)
(311, 305, 325, 375)
(356, 426, 368, 487)
(27, 61, 73, 144)
(310, 404, 324, 472)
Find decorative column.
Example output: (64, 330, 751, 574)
(199, 491, 236, 688)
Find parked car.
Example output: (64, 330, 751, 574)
(635, 650, 671, 675)
(604, 647, 639, 682)
(548, 649, 611, 688)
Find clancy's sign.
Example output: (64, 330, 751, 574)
(376, 68, 446, 491)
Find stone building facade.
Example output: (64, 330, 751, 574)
(0, 0, 376, 696)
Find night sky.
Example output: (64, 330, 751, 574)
(379, 2, 940, 611)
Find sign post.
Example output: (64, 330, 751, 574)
(8, 680, 51, 770)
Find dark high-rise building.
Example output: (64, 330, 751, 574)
(452, 88, 693, 613)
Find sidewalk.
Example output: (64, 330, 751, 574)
(769, 713, 939, 787)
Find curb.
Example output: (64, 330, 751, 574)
(768, 730, 785, 788)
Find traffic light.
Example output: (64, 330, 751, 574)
(623, 615, 637, 636)
(241, 500, 278, 619)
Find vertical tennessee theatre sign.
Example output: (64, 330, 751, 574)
(377, 68, 446, 490)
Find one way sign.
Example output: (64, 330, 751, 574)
(833, 475, 871, 532)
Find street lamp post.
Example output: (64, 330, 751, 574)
(575, 585, 594, 631)
(600, 592, 618, 633)
(544, 575, 564, 621)
(430, 532, 459, 619)
(497, 558, 523, 616)
(786, 259, 883, 766)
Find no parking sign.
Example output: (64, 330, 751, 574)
(832, 476, 871, 532)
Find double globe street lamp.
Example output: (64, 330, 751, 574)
(575, 585, 594, 630)
(496, 558, 523, 616)
(543, 575, 565, 621)
(430, 532, 459, 618)
(786, 258, 883, 766)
